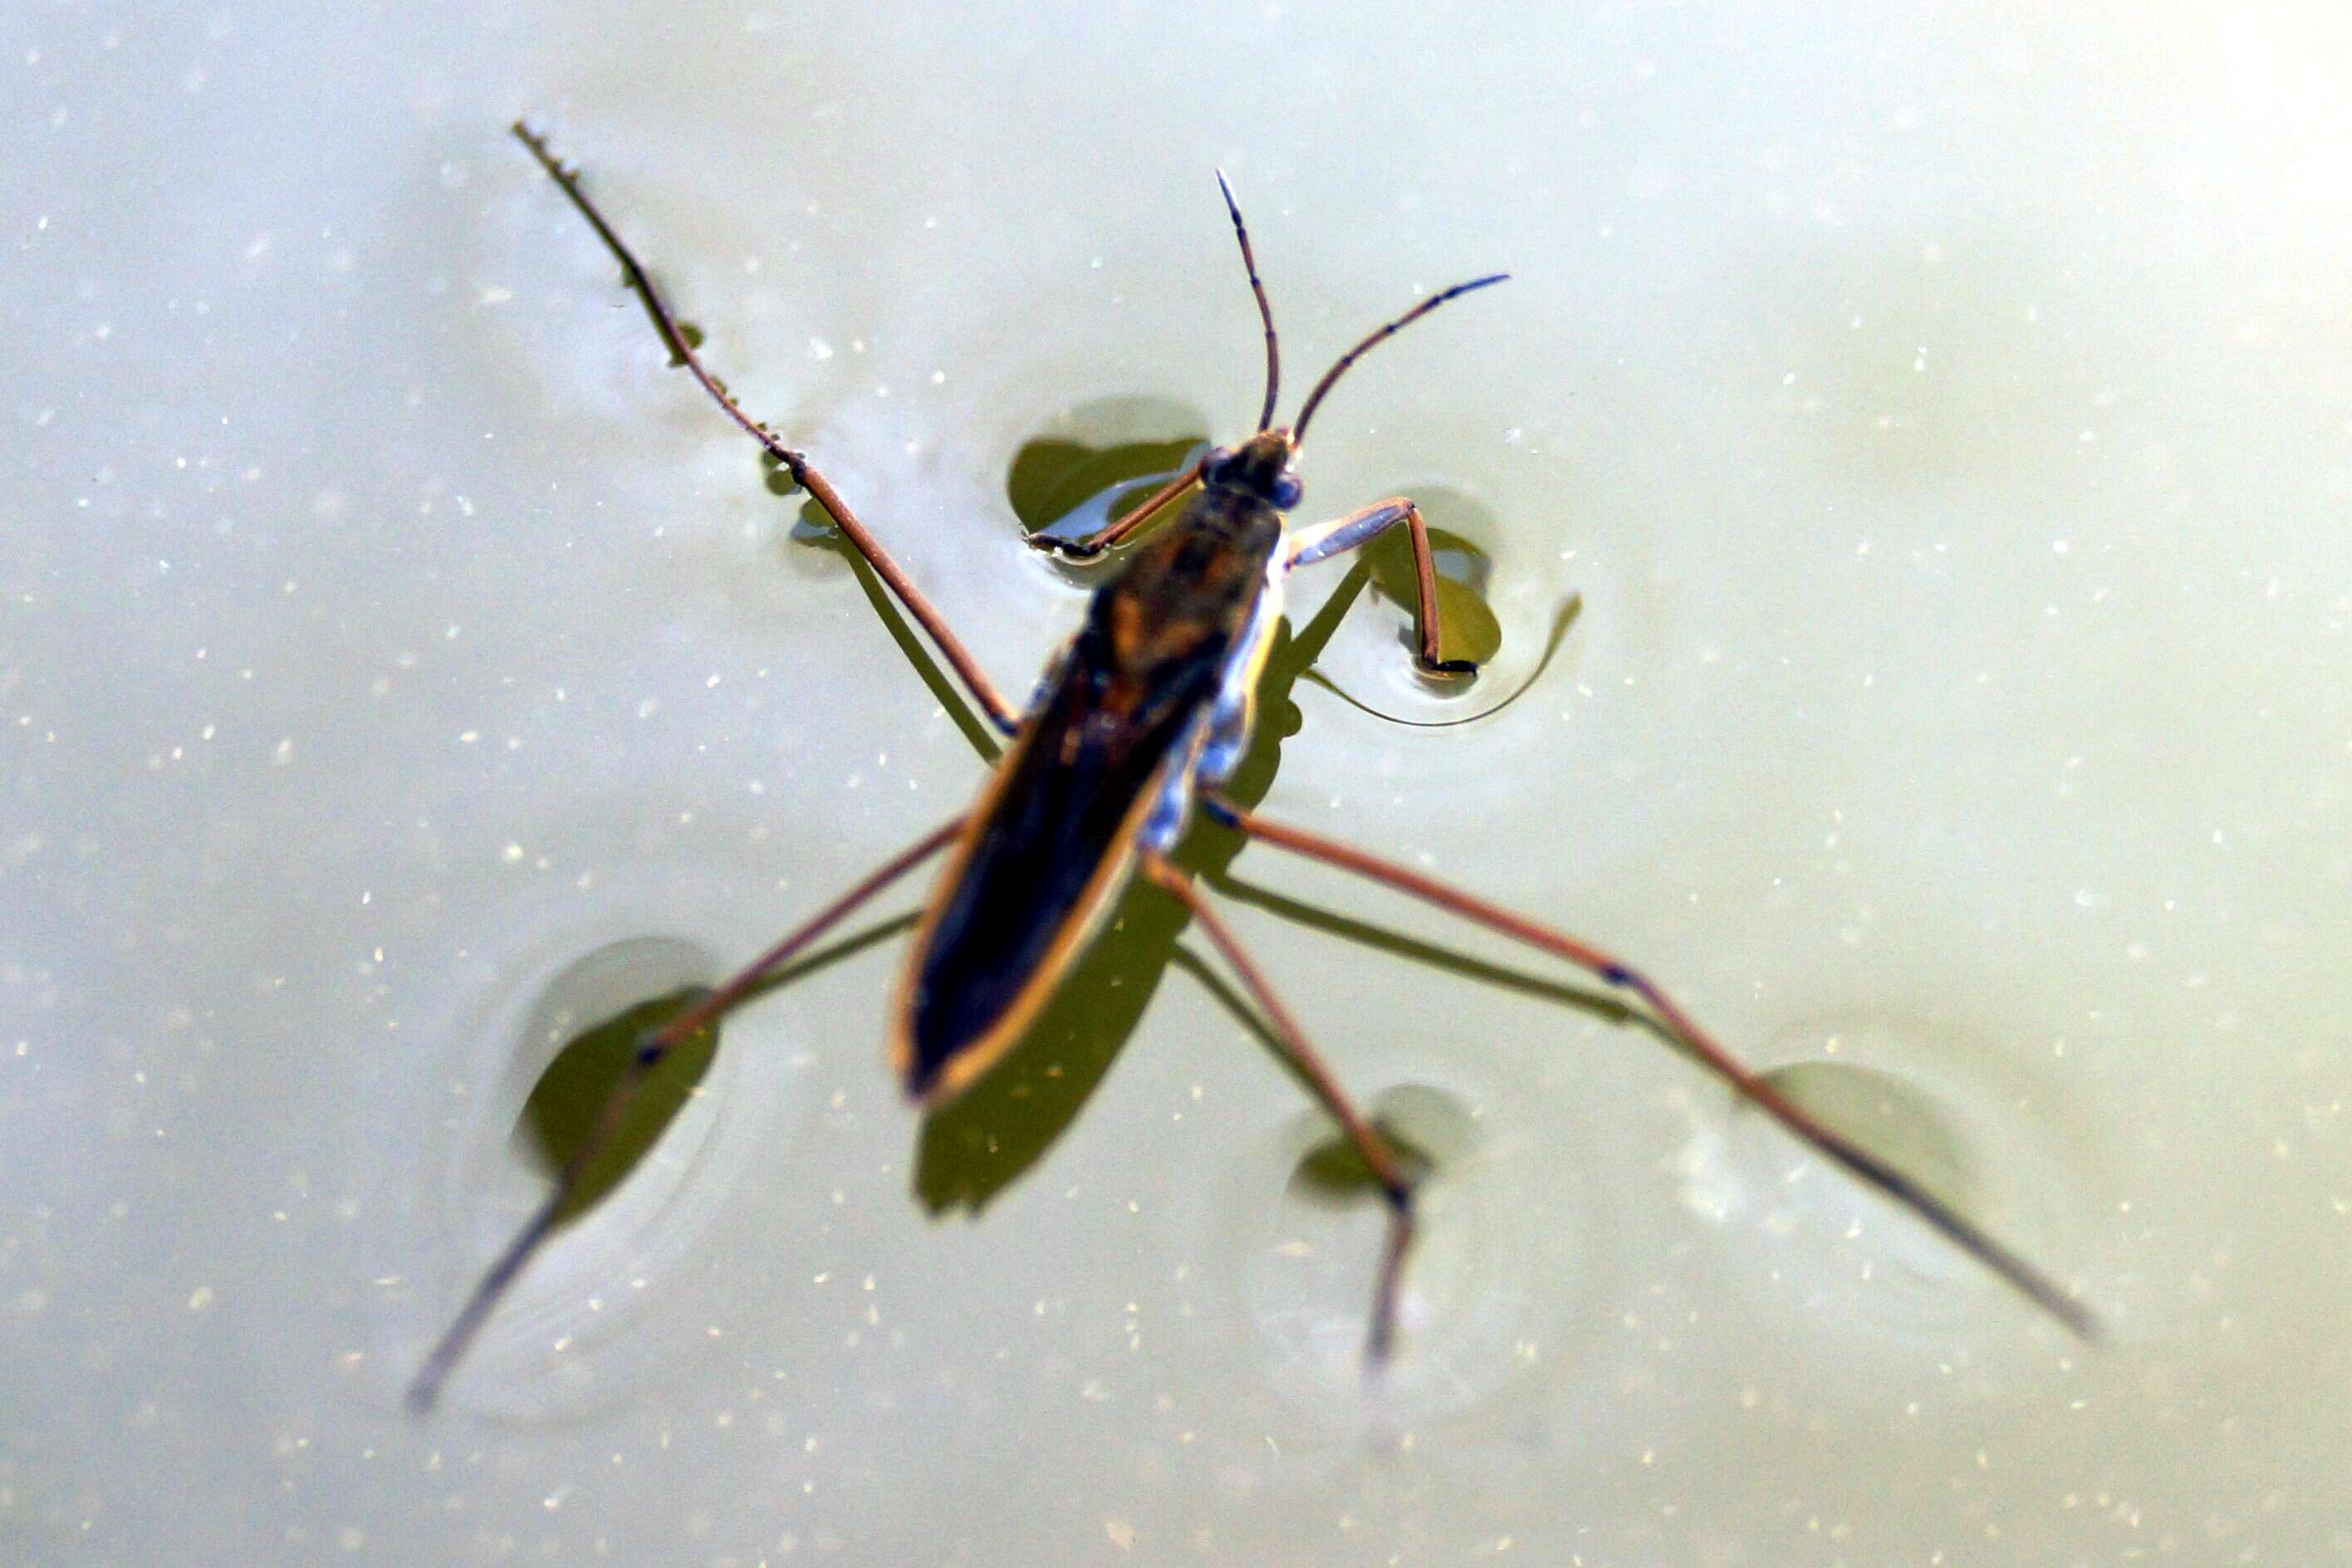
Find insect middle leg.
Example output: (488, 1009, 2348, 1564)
(1203, 793, 2102, 1340)
(1286, 498, 1477, 675)
(512, 123, 1021, 734)
(407, 814, 968, 1413)
(1139, 853, 1420, 1365)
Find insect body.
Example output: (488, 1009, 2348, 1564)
(407, 125, 2097, 1411)
(899, 175, 1503, 1105)
(894, 464, 1286, 1100)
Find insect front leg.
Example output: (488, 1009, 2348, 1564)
(406, 815, 967, 1413)
(1026, 458, 1204, 560)
(512, 123, 1021, 735)
(1286, 498, 1477, 676)
(1139, 854, 1420, 1365)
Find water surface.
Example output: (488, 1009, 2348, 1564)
(7, 4, 2350, 1563)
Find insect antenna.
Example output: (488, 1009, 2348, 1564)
(1291, 272, 1510, 440)
(1214, 170, 1281, 432)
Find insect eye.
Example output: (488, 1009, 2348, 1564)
(1200, 448, 1237, 486)
(1272, 474, 1303, 509)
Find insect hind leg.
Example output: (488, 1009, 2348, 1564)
(1204, 792, 2102, 1342)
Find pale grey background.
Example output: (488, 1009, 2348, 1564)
(6, 2, 2350, 1563)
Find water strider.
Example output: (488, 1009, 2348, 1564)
(408, 122, 2100, 1410)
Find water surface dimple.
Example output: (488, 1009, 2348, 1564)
(424, 934, 764, 1416)
(1302, 484, 1579, 727)
(1677, 1017, 2106, 1354)
(512, 982, 719, 1227)
(1208, 1080, 1597, 1436)
(1353, 502, 1502, 669)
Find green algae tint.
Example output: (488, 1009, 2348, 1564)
(513, 986, 719, 1227)
(1361, 517, 1502, 669)
(1292, 1117, 1436, 1201)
